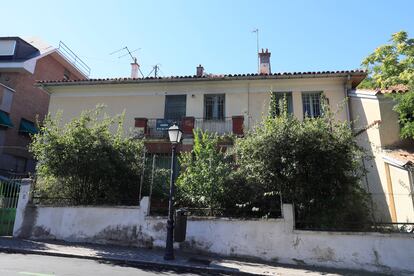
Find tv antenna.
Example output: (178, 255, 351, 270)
(147, 64, 161, 78)
(110, 46, 144, 77)
(252, 28, 259, 72)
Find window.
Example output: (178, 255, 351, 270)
(302, 92, 322, 118)
(204, 94, 225, 120)
(164, 95, 187, 120)
(0, 110, 13, 128)
(0, 40, 16, 56)
(271, 92, 293, 117)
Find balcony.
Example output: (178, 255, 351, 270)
(134, 116, 244, 139)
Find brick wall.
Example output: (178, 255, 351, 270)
(0, 55, 82, 174)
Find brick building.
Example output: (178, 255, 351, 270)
(0, 37, 89, 176)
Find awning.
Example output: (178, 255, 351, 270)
(0, 110, 13, 128)
(19, 119, 38, 134)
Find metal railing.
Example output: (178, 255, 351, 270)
(57, 41, 91, 77)
(145, 117, 235, 138)
(195, 118, 233, 135)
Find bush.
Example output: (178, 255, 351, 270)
(234, 100, 371, 227)
(30, 106, 144, 205)
(176, 128, 232, 213)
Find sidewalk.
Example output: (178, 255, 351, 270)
(0, 237, 379, 275)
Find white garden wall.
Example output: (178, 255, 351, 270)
(13, 183, 414, 275)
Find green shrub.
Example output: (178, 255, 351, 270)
(30, 106, 144, 205)
(234, 100, 371, 227)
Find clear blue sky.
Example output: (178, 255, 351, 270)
(2, 0, 414, 78)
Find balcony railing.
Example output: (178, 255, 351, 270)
(134, 116, 244, 139)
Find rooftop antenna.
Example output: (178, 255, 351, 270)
(147, 64, 161, 78)
(110, 46, 144, 77)
(252, 28, 259, 72)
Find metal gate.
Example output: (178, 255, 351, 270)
(0, 179, 21, 236)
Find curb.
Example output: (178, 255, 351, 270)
(0, 246, 255, 275)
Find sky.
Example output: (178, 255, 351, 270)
(2, 0, 414, 78)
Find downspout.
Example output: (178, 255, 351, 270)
(344, 74, 351, 122)
(247, 82, 250, 129)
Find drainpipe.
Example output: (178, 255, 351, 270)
(344, 74, 351, 122)
(247, 82, 250, 129)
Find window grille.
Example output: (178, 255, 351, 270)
(302, 92, 322, 118)
(204, 94, 225, 120)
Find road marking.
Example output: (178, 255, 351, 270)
(19, 272, 55, 276)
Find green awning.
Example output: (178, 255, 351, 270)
(19, 119, 38, 135)
(0, 110, 13, 128)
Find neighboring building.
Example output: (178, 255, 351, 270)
(0, 37, 89, 176)
(349, 87, 414, 223)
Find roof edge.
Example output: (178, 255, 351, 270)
(36, 70, 367, 87)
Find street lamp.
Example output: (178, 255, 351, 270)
(164, 123, 182, 260)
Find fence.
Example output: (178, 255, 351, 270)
(0, 177, 22, 235)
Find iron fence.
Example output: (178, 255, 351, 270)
(0, 176, 23, 235)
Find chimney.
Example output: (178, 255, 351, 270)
(196, 64, 204, 77)
(131, 58, 139, 78)
(258, 48, 271, 75)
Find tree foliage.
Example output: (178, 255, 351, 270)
(361, 31, 414, 89)
(394, 91, 414, 139)
(360, 30, 414, 139)
(176, 128, 232, 211)
(235, 100, 370, 227)
(30, 106, 144, 205)
(176, 95, 370, 225)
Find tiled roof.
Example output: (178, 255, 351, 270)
(385, 148, 414, 166)
(375, 84, 410, 94)
(359, 84, 411, 95)
(36, 69, 367, 86)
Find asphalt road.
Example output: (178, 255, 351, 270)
(0, 253, 222, 276)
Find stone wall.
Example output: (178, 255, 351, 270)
(13, 183, 414, 274)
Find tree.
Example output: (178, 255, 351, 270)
(360, 30, 414, 139)
(234, 100, 370, 228)
(30, 106, 144, 205)
(176, 128, 232, 213)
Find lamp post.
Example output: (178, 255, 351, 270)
(164, 123, 183, 260)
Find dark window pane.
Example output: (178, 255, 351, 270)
(164, 95, 187, 120)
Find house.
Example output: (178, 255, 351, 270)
(38, 49, 365, 150)
(0, 37, 89, 176)
(38, 48, 413, 223)
(349, 87, 414, 223)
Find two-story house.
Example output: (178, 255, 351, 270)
(38, 49, 413, 223)
(0, 37, 89, 176)
(38, 50, 365, 150)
